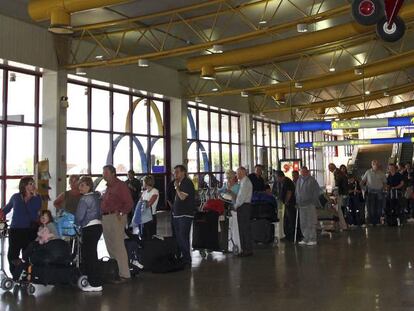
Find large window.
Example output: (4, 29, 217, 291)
(252, 118, 286, 177)
(67, 78, 170, 208)
(0, 64, 42, 206)
(187, 104, 241, 186)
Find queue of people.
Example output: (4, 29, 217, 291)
(3, 159, 412, 294)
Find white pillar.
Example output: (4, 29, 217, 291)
(170, 98, 187, 169)
(41, 70, 67, 203)
(314, 131, 325, 186)
(240, 113, 253, 172)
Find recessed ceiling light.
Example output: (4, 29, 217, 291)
(212, 88, 219, 92)
(95, 55, 104, 60)
(365, 90, 371, 95)
(138, 59, 149, 67)
(259, 20, 267, 25)
(76, 67, 86, 76)
(329, 67, 336, 72)
(241, 91, 248, 97)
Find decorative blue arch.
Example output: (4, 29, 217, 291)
(187, 110, 197, 139)
(187, 140, 209, 172)
(107, 134, 148, 173)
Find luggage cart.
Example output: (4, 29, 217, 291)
(0, 221, 14, 291)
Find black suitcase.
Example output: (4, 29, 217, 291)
(30, 264, 77, 286)
(385, 198, 400, 226)
(250, 202, 277, 222)
(252, 219, 274, 244)
(192, 211, 220, 251)
(141, 237, 181, 273)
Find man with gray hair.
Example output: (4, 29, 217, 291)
(361, 160, 386, 225)
(235, 167, 253, 257)
(295, 166, 320, 246)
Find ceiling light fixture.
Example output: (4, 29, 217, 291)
(75, 67, 86, 76)
(211, 87, 219, 92)
(294, 82, 303, 88)
(354, 68, 363, 75)
(138, 59, 149, 67)
(201, 65, 216, 80)
(195, 96, 203, 103)
(365, 90, 371, 95)
(297, 24, 309, 33)
(259, 20, 267, 25)
(95, 55, 104, 60)
(329, 67, 336, 72)
(384, 91, 390, 97)
(212, 45, 223, 54)
(241, 91, 249, 98)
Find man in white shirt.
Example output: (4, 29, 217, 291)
(235, 167, 253, 257)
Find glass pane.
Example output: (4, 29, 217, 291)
(91, 88, 110, 131)
(93, 177, 107, 193)
(222, 143, 230, 172)
(151, 138, 165, 173)
(6, 179, 20, 208)
(271, 148, 278, 170)
(278, 126, 283, 147)
(199, 110, 208, 140)
(132, 97, 148, 134)
(264, 123, 270, 147)
(113, 136, 130, 174)
(133, 136, 148, 173)
(187, 142, 198, 173)
(278, 148, 284, 161)
(187, 107, 197, 139)
(38, 78, 42, 125)
(210, 112, 219, 141)
(67, 83, 88, 128)
(211, 143, 220, 172)
(8, 71, 35, 123)
(91, 133, 111, 174)
(256, 122, 263, 146)
(271, 124, 277, 147)
(113, 92, 130, 133)
(150, 100, 164, 136)
(231, 116, 239, 143)
(67, 130, 88, 174)
(199, 142, 209, 172)
(221, 115, 229, 142)
(0, 70, 3, 119)
(7, 126, 34, 175)
(232, 144, 240, 171)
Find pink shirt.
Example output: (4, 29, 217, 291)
(101, 178, 134, 214)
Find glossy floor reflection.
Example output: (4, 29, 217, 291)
(3, 225, 414, 311)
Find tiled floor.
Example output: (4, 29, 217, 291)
(2, 218, 414, 311)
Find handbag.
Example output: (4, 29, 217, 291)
(140, 200, 153, 224)
(99, 256, 120, 283)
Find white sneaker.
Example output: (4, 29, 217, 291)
(82, 285, 103, 292)
(298, 240, 307, 245)
(306, 241, 317, 246)
(132, 260, 144, 269)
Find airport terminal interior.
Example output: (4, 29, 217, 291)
(1, 0, 414, 310)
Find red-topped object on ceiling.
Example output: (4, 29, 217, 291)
(352, 0, 406, 42)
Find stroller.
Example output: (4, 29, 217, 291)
(0, 214, 88, 295)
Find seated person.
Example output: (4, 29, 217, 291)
(36, 210, 59, 245)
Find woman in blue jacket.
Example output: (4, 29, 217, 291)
(2, 177, 41, 278)
(75, 176, 103, 292)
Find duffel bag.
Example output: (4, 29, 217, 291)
(99, 257, 120, 283)
(203, 199, 225, 214)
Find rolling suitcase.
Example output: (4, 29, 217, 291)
(192, 211, 220, 251)
(251, 219, 274, 244)
(250, 202, 277, 222)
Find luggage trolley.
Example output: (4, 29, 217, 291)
(0, 221, 14, 291)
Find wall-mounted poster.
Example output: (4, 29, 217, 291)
(279, 159, 302, 180)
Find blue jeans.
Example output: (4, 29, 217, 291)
(367, 191, 384, 225)
(172, 217, 193, 264)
